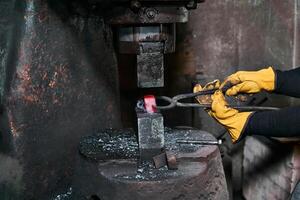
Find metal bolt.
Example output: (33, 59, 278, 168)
(145, 8, 158, 19)
(186, 0, 197, 9)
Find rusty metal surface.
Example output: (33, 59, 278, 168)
(0, 0, 121, 199)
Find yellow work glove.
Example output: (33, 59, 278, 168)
(193, 80, 220, 104)
(221, 67, 276, 96)
(209, 90, 253, 143)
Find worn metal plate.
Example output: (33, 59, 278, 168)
(137, 52, 164, 88)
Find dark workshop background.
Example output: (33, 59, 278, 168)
(0, 0, 299, 199)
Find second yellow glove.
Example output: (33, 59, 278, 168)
(208, 90, 253, 143)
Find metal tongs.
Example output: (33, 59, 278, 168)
(155, 88, 280, 112)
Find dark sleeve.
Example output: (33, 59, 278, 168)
(243, 107, 300, 138)
(274, 67, 300, 97)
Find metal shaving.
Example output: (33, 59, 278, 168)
(53, 187, 72, 200)
(79, 127, 215, 161)
(114, 161, 180, 181)
(79, 128, 138, 160)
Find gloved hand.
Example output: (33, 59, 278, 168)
(193, 80, 220, 104)
(208, 90, 253, 143)
(221, 67, 276, 96)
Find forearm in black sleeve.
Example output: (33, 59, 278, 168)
(274, 67, 300, 97)
(243, 107, 300, 138)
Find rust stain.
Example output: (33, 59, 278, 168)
(23, 95, 39, 103)
(9, 121, 19, 138)
(7, 111, 26, 139)
(48, 80, 56, 88)
(49, 64, 71, 105)
(14, 61, 71, 106)
(48, 72, 58, 88)
(16, 64, 39, 104)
